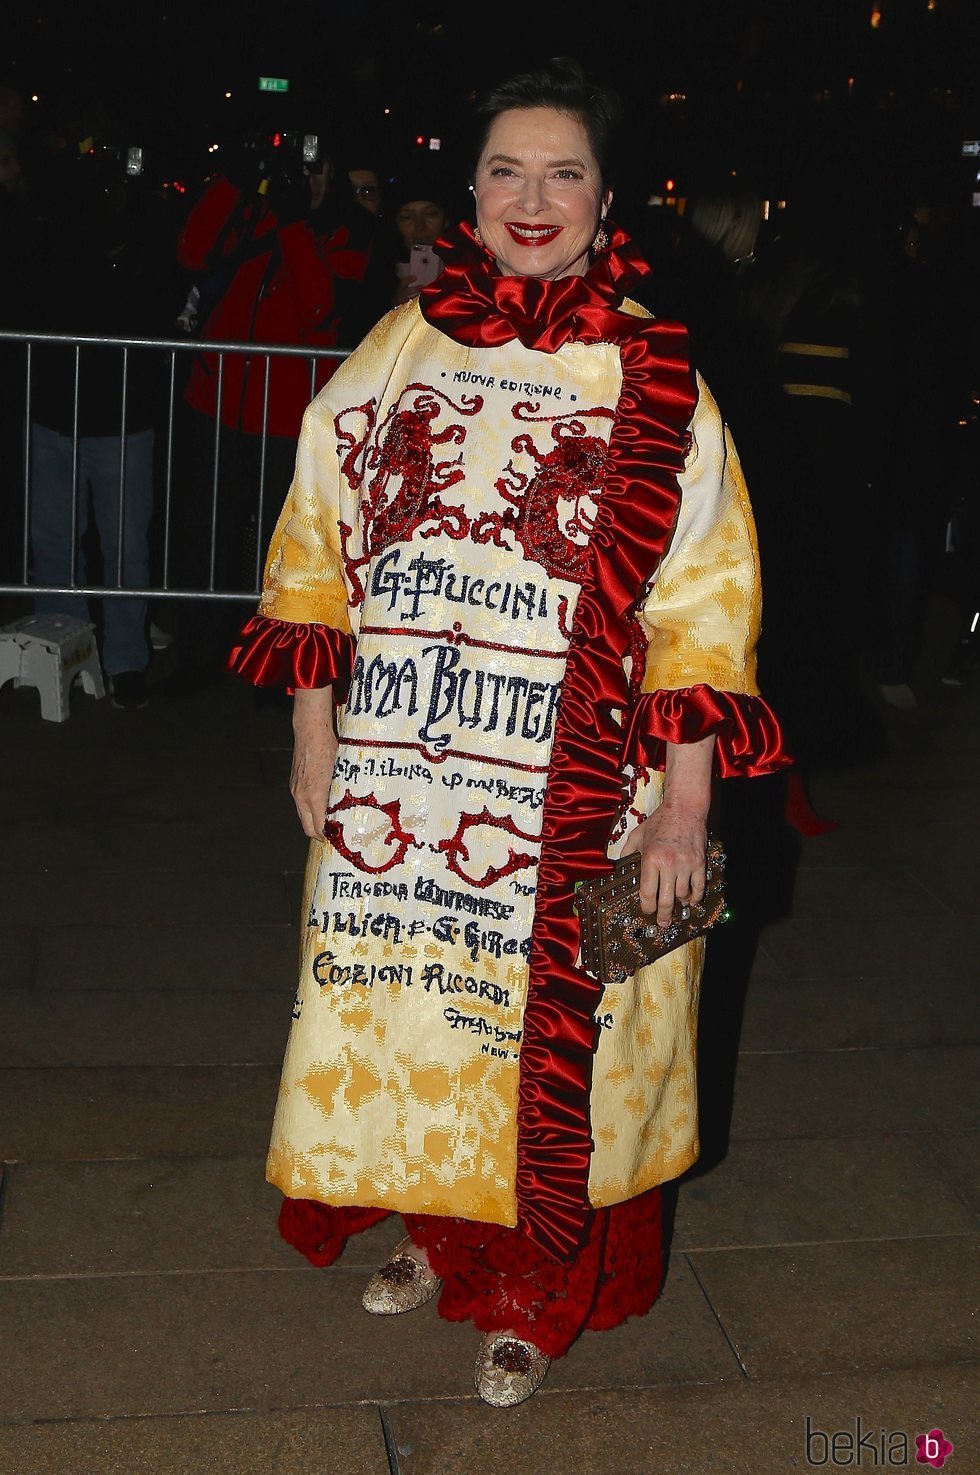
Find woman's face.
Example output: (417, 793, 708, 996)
(473, 106, 610, 280)
(396, 198, 447, 250)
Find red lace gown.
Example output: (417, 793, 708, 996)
(278, 1190, 664, 1359)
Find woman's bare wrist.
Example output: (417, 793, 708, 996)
(292, 685, 334, 737)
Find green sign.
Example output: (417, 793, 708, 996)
(258, 77, 289, 93)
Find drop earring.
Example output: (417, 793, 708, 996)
(592, 222, 609, 254)
(467, 183, 485, 248)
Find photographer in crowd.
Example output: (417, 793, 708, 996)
(170, 127, 382, 668)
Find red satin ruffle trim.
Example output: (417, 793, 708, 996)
(626, 685, 792, 778)
(422, 224, 702, 1261)
(227, 615, 354, 699)
(514, 321, 695, 1262)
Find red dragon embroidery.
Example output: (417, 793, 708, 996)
(323, 791, 422, 875)
(334, 399, 377, 491)
(433, 807, 539, 890)
(338, 384, 482, 605)
(608, 764, 645, 847)
(471, 405, 616, 584)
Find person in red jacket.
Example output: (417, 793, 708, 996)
(170, 138, 385, 669)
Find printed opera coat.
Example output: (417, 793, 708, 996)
(233, 264, 785, 1257)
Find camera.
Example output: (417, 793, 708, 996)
(76, 137, 145, 178)
(234, 129, 322, 190)
(60, 136, 149, 223)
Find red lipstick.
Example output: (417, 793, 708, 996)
(504, 222, 563, 247)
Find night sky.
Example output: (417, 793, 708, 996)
(7, 0, 980, 233)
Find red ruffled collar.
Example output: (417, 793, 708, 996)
(419, 220, 651, 353)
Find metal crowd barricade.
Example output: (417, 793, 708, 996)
(0, 329, 348, 603)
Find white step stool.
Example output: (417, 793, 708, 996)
(0, 614, 106, 722)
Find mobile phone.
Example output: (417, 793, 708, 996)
(409, 242, 442, 286)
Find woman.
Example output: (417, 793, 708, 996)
(230, 58, 788, 1408)
(389, 167, 452, 305)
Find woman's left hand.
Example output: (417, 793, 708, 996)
(391, 274, 420, 306)
(620, 802, 707, 929)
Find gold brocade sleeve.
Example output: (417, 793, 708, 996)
(639, 375, 762, 697)
(258, 393, 352, 633)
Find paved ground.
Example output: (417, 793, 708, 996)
(1, 614, 976, 1474)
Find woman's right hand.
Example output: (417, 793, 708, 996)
(290, 687, 337, 839)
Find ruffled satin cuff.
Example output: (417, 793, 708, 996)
(624, 684, 792, 778)
(227, 615, 355, 700)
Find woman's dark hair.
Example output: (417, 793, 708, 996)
(472, 57, 621, 185)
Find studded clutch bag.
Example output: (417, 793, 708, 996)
(574, 837, 728, 986)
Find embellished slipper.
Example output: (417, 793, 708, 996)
(361, 1237, 442, 1315)
(474, 1331, 551, 1408)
